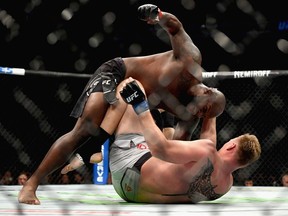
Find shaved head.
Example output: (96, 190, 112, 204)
(209, 90, 226, 118)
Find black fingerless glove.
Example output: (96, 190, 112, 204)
(138, 4, 161, 21)
(120, 81, 149, 115)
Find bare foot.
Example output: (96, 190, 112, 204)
(18, 184, 40, 205)
(61, 153, 84, 174)
(90, 152, 103, 163)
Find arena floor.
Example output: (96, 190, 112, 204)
(0, 185, 287, 216)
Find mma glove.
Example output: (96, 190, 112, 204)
(120, 81, 149, 115)
(138, 4, 162, 22)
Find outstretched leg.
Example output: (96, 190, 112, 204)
(18, 93, 109, 205)
(18, 130, 85, 204)
(59, 80, 131, 174)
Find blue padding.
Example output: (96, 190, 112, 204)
(93, 139, 109, 184)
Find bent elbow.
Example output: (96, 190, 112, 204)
(147, 140, 170, 160)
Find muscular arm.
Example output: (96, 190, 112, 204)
(158, 12, 201, 62)
(120, 78, 215, 164)
(138, 110, 214, 164)
(199, 116, 217, 145)
(138, 4, 203, 81)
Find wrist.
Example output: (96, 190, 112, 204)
(133, 100, 149, 115)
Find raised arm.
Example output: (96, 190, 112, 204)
(138, 4, 202, 81)
(200, 116, 217, 145)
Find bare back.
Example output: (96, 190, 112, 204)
(123, 51, 200, 113)
(123, 51, 191, 94)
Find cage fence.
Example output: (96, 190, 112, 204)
(0, 71, 288, 187)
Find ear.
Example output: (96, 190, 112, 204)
(226, 142, 236, 151)
(204, 88, 213, 95)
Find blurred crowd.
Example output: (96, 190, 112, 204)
(0, 169, 106, 185)
(0, 168, 287, 187)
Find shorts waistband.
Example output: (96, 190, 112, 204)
(133, 152, 152, 172)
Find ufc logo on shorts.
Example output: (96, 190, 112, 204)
(126, 92, 139, 102)
(102, 80, 111, 85)
(137, 143, 148, 149)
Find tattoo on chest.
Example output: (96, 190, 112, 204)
(162, 159, 223, 203)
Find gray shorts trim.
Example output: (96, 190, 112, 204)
(109, 134, 150, 201)
(119, 167, 141, 202)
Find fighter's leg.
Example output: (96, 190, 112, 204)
(60, 80, 130, 173)
(60, 153, 85, 174)
(18, 92, 108, 205)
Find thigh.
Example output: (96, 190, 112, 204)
(74, 92, 109, 135)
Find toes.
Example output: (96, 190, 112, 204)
(61, 165, 71, 174)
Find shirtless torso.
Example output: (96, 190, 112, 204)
(115, 74, 260, 204)
(114, 104, 233, 204)
(123, 50, 201, 113)
(138, 154, 232, 203)
(121, 8, 223, 124)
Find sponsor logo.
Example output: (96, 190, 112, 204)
(0, 67, 13, 74)
(126, 92, 139, 102)
(137, 143, 148, 149)
(125, 183, 132, 192)
(96, 145, 105, 183)
(96, 160, 104, 182)
(202, 72, 218, 78)
(234, 70, 271, 78)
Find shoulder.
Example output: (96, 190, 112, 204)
(197, 139, 216, 150)
(185, 139, 217, 159)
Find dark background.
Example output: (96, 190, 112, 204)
(0, 0, 287, 185)
(1, 0, 287, 72)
